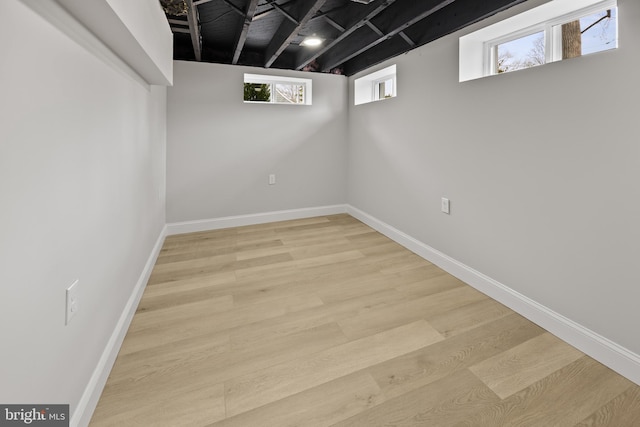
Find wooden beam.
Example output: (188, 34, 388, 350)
(168, 18, 188, 26)
(321, 0, 455, 72)
(265, 0, 299, 25)
(185, 0, 202, 61)
(171, 27, 191, 34)
(296, 0, 396, 71)
(324, 15, 345, 33)
(265, 0, 327, 68)
(253, 0, 295, 21)
(232, 0, 259, 64)
(222, 0, 245, 17)
(365, 21, 384, 37)
(398, 31, 415, 47)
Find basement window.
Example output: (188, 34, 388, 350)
(460, 0, 618, 81)
(243, 73, 312, 105)
(354, 64, 397, 105)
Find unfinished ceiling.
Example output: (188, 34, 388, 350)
(160, 0, 529, 76)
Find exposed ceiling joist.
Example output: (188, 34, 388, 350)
(341, 0, 528, 75)
(168, 18, 188, 26)
(265, 0, 299, 25)
(265, 0, 327, 68)
(252, 0, 295, 22)
(222, 0, 245, 17)
(324, 15, 345, 32)
(398, 31, 415, 47)
(296, 0, 397, 71)
(163, 0, 530, 76)
(321, 0, 456, 71)
(185, 0, 202, 61)
(232, 0, 259, 64)
(364, 20, 383, 37)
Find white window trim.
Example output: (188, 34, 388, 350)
(354, 64, 397, 105)
(244, 73, 312, 105)
(372, 74, 396, 101)
(460, 0, 617, 82)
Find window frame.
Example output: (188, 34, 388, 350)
(354, 64, 397, 106)
(243, 73, 312, 105)
(372, 74, 396, 101)
(459, 0, 617, 82)
(484, 0, 617, 76)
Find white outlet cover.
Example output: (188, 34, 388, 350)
(66, 279, 79, 325)
(441, 197, 450, 214)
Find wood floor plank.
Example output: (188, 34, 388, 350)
(224, 320, 443, 417)
(428, 297, 514, 338)
(469, 331, 585, 399)
(120, 293, 324, 355)
(368, 313, 545, 400)
(209, 372, 384, 427)
(142, 271, 236, 296)
(227, 288, 408, 349)
(338, 285, 487, 340)
(92, 382, 225, 427)
(333, 369, 500, 427)
(574, 386, 640, 426)
(103, 323, 349, 409)
(459, 356, 635, 427)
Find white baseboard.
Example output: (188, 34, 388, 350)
(72, 225, 168, 427)
(166, 205, 348, 235)
(346, 204, 640, 386)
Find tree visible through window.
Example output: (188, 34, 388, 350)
(243, 74, 311, 105)
(244, 83, 271, 102)
(494, 7, 617, 75)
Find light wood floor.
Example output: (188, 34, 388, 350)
(90, 214, 640, 426)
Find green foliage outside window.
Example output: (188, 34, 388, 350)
(244, 83, 271, 102)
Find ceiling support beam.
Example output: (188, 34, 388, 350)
(365, 21, 384, 37)
(265, 0, 327, 68)
(222, 0, 245, 17)
(253, 0, 295, 21)
(321, 0, 455, 71)
(398, 31, 415, 47)
(265, 0, 299, 25)
(324, 15, 345, 33)
(185, 0, 202, 61)
(296, 0, 396, 71)
(168, 18, 188, 25)
(232, 0, 259, 64)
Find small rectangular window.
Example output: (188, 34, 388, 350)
(460, 0, 618, 82)
(354, 64, 397, 105)
(243, 73, 312, 105)
(374, 76, 395, 100)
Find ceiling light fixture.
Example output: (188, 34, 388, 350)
(301, 36, 323, 47)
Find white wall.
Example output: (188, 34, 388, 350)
(166, 61, 348, 223)
(348, 0, 640, 357)
(0, 0, 166, 423)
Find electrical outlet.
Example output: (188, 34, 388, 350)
(66, 279, 79, 325)
(269, 174, 276, 185)
(441, 197, 450, 214)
